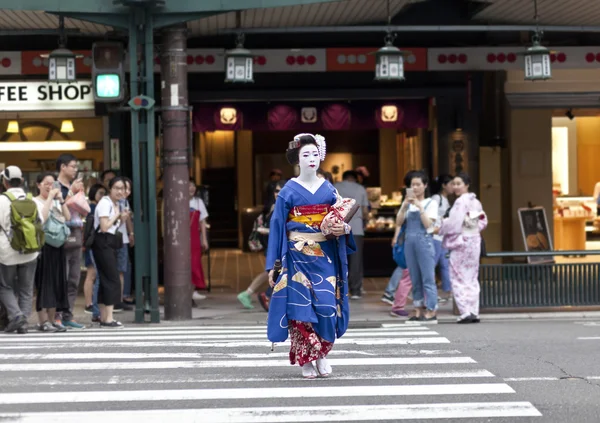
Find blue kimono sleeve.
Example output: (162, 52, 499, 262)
(265, 193, 290, 271)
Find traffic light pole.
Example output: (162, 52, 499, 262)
(160, 24, 192, 320)
(129, 6, 160, 323)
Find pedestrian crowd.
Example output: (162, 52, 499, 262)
(0, 155, 141, 334)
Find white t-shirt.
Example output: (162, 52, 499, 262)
(95, 196, 120, 235)
(398, 198, 439, 234)
(190, 197, 208, 222)
(431, 194, 450, 241)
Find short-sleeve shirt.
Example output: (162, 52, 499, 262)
(334, 180, 369, 236)
(190, 197, 208, 222)
(33, 197, 56, 225)
(95, 196, 119, 235)
(431, 194, 450, 241)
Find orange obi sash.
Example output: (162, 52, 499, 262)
(288, 204, 331, 229)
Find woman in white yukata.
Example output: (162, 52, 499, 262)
(438, 173, 487, 323)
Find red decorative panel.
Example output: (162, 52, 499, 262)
(21, 50, 92, 75)
(326, 47, 427, 72)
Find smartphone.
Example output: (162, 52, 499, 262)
(405, 188, 414, 198)
(52, 181, 61, 190)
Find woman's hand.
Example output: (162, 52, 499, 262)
(330, 222, 346, 237)
(49, 188, 60, 200)
(129, 233, 135, 247)
(201, 237, 209, 251)
(268, 269, 275, 287)
(120, 210, 131, 222)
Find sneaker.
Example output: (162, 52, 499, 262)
(113, 305, 123, 313)
(438, 296, 448, 304)
(192, 291, 206, 301)
(471, 314, 480, 323)
(421, 316, 438, 325)
(84, 305, 93, 314)
(63, 320, 85, 330)
(257, 292, 270, 312)
(100, 320, 124, 329)
(91, 316, 101, 323)
(390, 309, 409, 317)
(380, 294, 394, 305)
(17, 326, 28, 334)
(5, 314, 27, 333)
(37, 321, 59, 332)
(350, 295, 362, 300)
(53, 320, 67, 331)
(237, 291, 254, 309)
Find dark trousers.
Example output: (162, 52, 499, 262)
(62, 229, 83, 322)
(348, 235, 364, 296)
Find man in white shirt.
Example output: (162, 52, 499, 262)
(335, 171, 370, 299)
(0, 166, 41, 334)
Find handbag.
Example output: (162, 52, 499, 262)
(65, 191, 91, 216)
(392, 223, 407, 268)
(64, 227, 83, 250)
(320, 191, 360, 239)
(43, 207, 71, 248)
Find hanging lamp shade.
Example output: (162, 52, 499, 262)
(6, 121, 19, 133)
(225, 34, 253, 83)
(41, 46, 80, 83)
(375, 35, 405, 82)
(523, 38, 552, 81)
(60, 120, 75, 133)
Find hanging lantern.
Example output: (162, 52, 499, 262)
(523, 33, 551, 81)
(225, 34, 253, 83)
(375, 33, 405, 82)
(42, 46, 80, 83)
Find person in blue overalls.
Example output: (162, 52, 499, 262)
(395, 170, 439, 324)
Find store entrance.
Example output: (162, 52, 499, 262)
(551, 110, 600, 259)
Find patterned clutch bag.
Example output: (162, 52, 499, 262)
(320, 195, 359, 239)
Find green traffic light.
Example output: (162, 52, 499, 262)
(95, 74, 121, 98)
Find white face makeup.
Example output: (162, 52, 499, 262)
(298, 144, 320, 177)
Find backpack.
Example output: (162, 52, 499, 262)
(83, 213, 97, 249)
(43, 206, 70, 248)
(2, 192, 44, 254)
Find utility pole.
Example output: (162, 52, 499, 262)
(160, 24, 192, 320)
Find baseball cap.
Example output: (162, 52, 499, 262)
(1, 166, 23, 181)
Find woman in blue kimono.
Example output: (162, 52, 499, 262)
(267, 133, 355, 379)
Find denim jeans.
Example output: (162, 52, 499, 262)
(434, 239, 451, 292)
(405, 234, 438, 311)
(384, 267, 403, 297)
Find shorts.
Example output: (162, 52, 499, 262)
(117, 244, 129, 273)
(84, 250, 94, 267)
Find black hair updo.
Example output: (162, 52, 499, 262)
(286, 134, 318, 165)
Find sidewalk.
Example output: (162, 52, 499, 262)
(69, 289, 600, 327)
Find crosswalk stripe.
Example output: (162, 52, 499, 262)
(0, 348, 466, 360)
(0, 369, 496, 387)
(0, 356, 476, 372)
(0, 383, 515, 405)
(0, 337, 451, 349)
(0, 331, 437, 342)
(60, 326, 430, 333)
(1, 402, 543, 422)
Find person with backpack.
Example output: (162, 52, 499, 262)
(33, 172, 70, 332)
(0, 166, 44, 334)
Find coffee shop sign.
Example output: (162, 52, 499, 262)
(0, 81, 94, 112)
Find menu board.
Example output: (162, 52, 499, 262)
(518, 207, 554, 264)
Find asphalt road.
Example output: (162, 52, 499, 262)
(0, 318, 596, 422)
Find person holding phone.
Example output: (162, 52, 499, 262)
(395, 170, 439, 323)
(55, 154, 86, 330)
(115, 177, 134, 310)
(92, 177, 129, 328)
